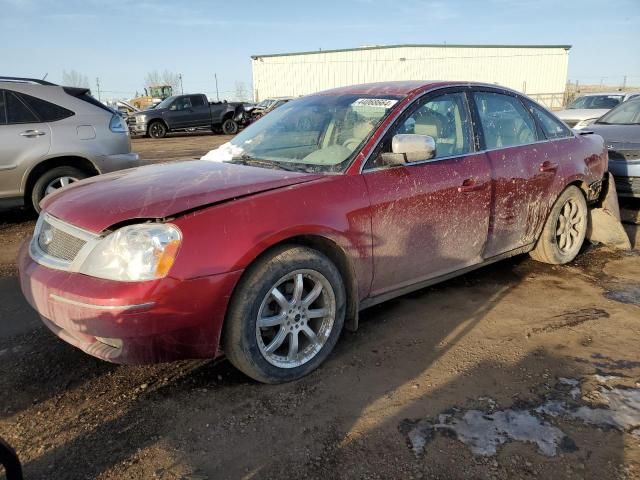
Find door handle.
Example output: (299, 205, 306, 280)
(539, 161, 558, 173)
(458, 178, 485, 193)
(20, 130, 46, 138)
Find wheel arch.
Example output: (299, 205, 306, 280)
(147, 118, 169, 134)
(23, 155, 99, 199)
(227, 233, 360, 332)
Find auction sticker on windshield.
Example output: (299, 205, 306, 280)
(351, 98, 398, 108)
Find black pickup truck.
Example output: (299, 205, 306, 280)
(128, 94, 250, 138)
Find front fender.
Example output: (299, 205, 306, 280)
(170, 175, 373, 300)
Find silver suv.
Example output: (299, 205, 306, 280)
(0, 77, 139, 212)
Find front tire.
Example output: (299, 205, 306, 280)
(223, 245, 346, 384)
(30, 166, 87, 213)
(530, 185, 587, 264)
(148, 121, 167, 139)
(221, 118, 238, 135)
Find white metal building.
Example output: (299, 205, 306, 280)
(251, 44, 571, 108)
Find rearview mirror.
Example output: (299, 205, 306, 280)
(381, 134, 436, 166)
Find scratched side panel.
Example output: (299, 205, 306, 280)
(170, 175, 374, 301)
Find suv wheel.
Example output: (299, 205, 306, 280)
(31, 166, 87, 213)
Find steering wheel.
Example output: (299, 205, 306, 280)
(342, 137, 362, 151)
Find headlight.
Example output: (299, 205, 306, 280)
(79, 224, 181, 281)
(136, 115, 147, 124)
(574, 118, 597, 129)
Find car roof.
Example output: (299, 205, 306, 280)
(578, 91, 637, 97)
(313, 81, 517, 97)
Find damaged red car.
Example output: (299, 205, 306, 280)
(19, 81, 608, 383)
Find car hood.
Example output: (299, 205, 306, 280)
(556, 108, 609, 121)
(42, 160, 322, 233)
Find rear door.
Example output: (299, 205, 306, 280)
(0, 90, 51, 198)
(470, 90, 557, 257)
(363, 90, 492, 296)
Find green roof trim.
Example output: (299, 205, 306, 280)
(251, 43, 572, 59)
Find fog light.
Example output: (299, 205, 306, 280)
(96, 337, 123, 349)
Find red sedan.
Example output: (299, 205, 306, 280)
(19, 81, 607, 383)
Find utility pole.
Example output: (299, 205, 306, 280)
(96, 77, 101, 101)
(179, 74, 183, 94)
(214, 73, 220, 101)
(623, 75, 627, 90)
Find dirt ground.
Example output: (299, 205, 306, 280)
(1, 136, 639, 480)
(134, 133, 233, 163)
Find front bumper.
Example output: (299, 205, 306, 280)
(129, 123, 147, 135)
(18, 239, 242, 364)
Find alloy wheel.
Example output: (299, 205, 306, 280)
(555, 198, 585, 253)
(256, 269, 336, 369)
(44, 176, 78, 195)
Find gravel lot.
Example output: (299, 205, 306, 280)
(1, 135, 639, 479)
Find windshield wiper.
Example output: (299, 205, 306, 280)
(226, 155, 306, 172)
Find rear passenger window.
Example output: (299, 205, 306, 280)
(473, 92, 538, 149)
(18, 92, 74, 122)
(6, 91, 39, 124)
(0, 91, 6, 124)
(528, 103, 572, 139)
(190, 95, 205, 107)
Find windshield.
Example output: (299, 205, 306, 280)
(153, 95, 177, 110)
(225, 94, 401, 172)
(596, 99, 640, 125)
(568, 95, 624, 110)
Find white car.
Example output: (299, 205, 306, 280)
(556, 92, 640, 129)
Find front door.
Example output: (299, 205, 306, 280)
(363, 91, 492, 297)
(166, 96, 194, 129)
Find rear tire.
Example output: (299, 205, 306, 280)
(221, 118, 238, 135)
(30, 166, 87, 213)
(530, 185, 587, 264)
(148, 121, 167, 139)
(223, 245, 346, 384)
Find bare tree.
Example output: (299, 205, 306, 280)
(145, 70, 181, 91)
(62, 70, 89, 88)
(234, 81, 249, 102)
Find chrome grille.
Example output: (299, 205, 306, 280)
(37, 218, 87, 262)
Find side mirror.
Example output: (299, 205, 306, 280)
(381, 134, 436, 166)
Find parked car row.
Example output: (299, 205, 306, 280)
(18, 81, 613, 384)
(585, 97, 640, 197)
(556, 91, 640, 129)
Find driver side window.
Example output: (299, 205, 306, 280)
(368, 92, 472, 169)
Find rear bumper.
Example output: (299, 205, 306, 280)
(96, 152, 140, 174)
(610, 160, 640, 197)
(17, 239, 242, 364)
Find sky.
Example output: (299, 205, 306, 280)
(1, 0, 639, 101)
